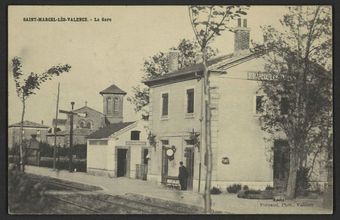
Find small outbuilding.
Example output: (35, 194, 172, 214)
(86, 120, 150, 179)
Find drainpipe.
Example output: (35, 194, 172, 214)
(198, 72, 204, 193)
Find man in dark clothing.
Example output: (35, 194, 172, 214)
(178, 161, 188, 190)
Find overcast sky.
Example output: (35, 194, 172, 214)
(8, 6, 287, 126)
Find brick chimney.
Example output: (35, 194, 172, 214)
(168, 49, 179, 72)
(234, 18, 250, 55)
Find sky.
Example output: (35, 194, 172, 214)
(8, 6, 287, 126)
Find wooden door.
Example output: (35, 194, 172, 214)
(117, 149, 128, 177)
(185, 147, 195, 190)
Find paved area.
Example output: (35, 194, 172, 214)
(25, 166, 332, 214)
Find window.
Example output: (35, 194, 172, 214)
(131, 130, 141, 140)
(161, 140, 169, 146)
(161, 93, 169, 116)
(79, 120, 86, 128)
(186, 89, 194, 113)
(86, 122, 92, 129)
(255, 95, 264, 114)
(107, 97, 113, 114)
(113, 97, 119, 113)
(281, 97, 289, 115)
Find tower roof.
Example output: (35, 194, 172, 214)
(99, 84, 127, 95)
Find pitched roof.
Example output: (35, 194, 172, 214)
(46, 128, 93, 136)
(52, 119, 67, 126)
(73, 106, 104, 115)
(99, 84, 127, 95)
(143, 52, 257, 86)
(87, 121, 136, 139)
(9, 120, 49, 129)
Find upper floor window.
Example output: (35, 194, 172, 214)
(255, 95, 264, 114)
(161, 139, 169, 146)
(107, 97, 113, 114)
(186, 89, 194, 114)
(86, 122, 92, 129)
(113, 97, 119, 113)
(131, 130, 141, 140)
(79, 120, 92, 129)
(161, 93, 169, 116)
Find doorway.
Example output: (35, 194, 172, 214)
(273, 140, 290, 189)
(185, 147, 195, 190)
(117, 149, 128, 177)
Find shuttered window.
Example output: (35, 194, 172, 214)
(187, 89, 194, 113)
(162, 93, 169, 116)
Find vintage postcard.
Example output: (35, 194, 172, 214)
(8, 5, 333, 214)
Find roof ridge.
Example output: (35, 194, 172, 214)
(73, 106, 104, 115)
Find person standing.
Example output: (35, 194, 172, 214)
(178, 161, 188, 190)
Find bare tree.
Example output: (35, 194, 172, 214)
(11, 57, 71, 171)
(188, 5, 249, 213)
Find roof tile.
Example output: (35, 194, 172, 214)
(99, 84, 127, 95)
(87, 121, 135, 139)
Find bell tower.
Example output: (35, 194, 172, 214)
(100, 84, 126, 124)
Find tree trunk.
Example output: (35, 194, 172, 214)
(19, 97, 25, 172)
(286, 148, 299, 199)
(202, 48, 212, 214)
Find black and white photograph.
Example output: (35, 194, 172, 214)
(7, 5, 333, 214)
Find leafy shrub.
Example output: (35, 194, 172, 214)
(237, 188, 273, 199)
(40, 143, 87, 159)
(210, 187, 222, 195)
(265, 185, 274, 191)
(243, 185, 249, 190)
(227, 184, 242, 193)
(39, 157, 86, 172)
(296, 167, 311, 197)
(9, 143, 20, 156)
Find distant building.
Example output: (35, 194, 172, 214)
(8, 120, 49, 149)
(46, 84, 129, 147)
(46, 105, 105, 146)
(51, 119, 67, 131)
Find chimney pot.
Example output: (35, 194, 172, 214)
(234, 18, 250, 55)
(168, 50, 179, 72)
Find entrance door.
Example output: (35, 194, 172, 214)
(161, 146, 168, 183)
(273, 140, 290, 189)
(117, 149, 128, 177)
(185, 147, 195, 190)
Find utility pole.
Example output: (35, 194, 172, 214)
(59, 102, 86, 172)
(69, 101, 75, 172)
(53, 82, 60, 171)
